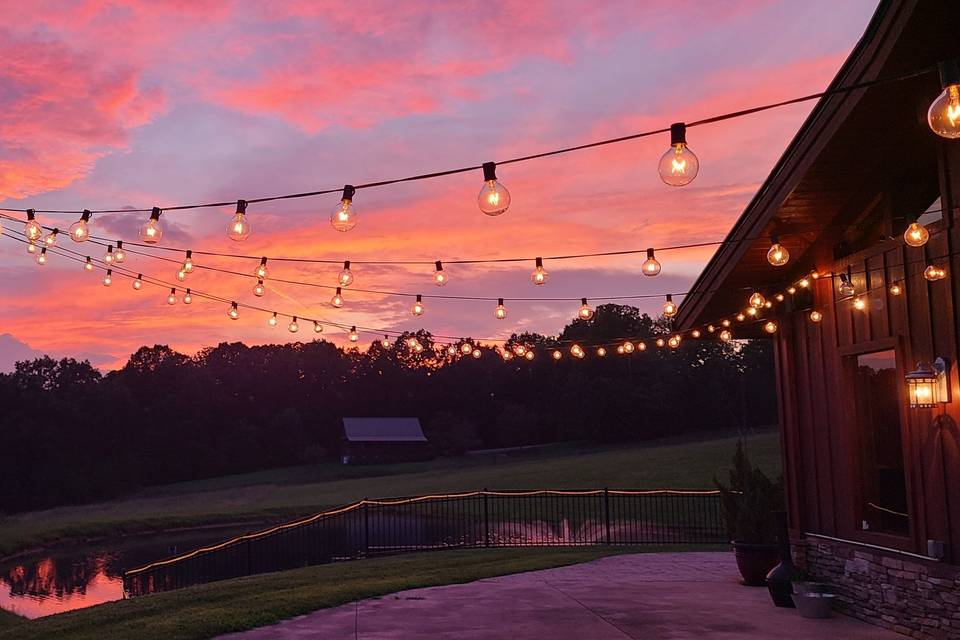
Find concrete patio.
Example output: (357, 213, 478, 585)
(218, 551, 901, 639)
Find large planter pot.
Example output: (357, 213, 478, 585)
(732, 542, 779, 586)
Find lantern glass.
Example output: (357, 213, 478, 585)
(904, 359, 948, 409)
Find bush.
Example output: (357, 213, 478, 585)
(715, 440, 783, 543)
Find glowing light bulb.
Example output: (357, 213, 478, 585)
(721, 319, 731, 327)
(596, 347, 607, 357)
(167, 288, 177, 305)
(433, 261, 447, 286)
(889, 283, 903, 296)
(331, 185, 358, 232)
(255, 257, 269, 279)
(719, 329, 732, 342)
(338, 261, 354, 287)
(838, 274, 855, 297)
(514, 345, 527, 356)
(763, 321, 778, 334)
(853, 297, 866, 311)
(380, 335, 391, 348)
(749, 292, 766, 308)
(736, 313, 745, 322)
(315, 321, 324, 334)
(616, 345, 625, 355)
(798, 278, 810, 288)
(666, 335, 680, 349)
(103, 246, 114, 264)
(662, 294, 678, 317)
(447, 345, 458, 356)
(578, 298, 594, 320)
(531, 257, 548, 285)
(928, 61, 960, 139)
(552, 350, 562, 360)
(924, 265, 947, 281)
(787, 286, 797, 295)
(331, 287, 344, 308)
(746, 307, 757, 317)
(139, 207, 164, 243)
(707, 325, 715, 333)
(413, 343, 424, 353)
(524, 350, 535, 361)
(101, 269, 112, 286)
(412, 294, 425, 317)
(809, 310, 823, 323)
(472, 348, 482, 359)
(228, 200, 251, 241)
(24, 209, 42, 241)
(26, 241, 36, 255)
(183, 289, 192, 304)
(502, 350, 513, 361)
(182, 250, 194, 273)
(133, 274, 142, 290)
(494, 298, 508, 320)
(84, 256, 93, 271)
(176, 270, 187, 282)
(903, 221, 929, 247)
(642, 248, 661, 276)
(288, 317, 299, 333)
(767, 235, 789, 267)
(658, 123, 699, 186)
(268, 312, 278, 327)
(114, 241, 125, 263)
(43, 228, 58, 247)
(478, 162, 510, 216)
(623, 341, 635, 354)
(637, 341, 647, 351)
(348, 327, 359, 342)
(691, 329, 701, 338)
(570, 344, 585, 358)
(655, 338, 666, 348)
(36, 248, 47, 265)
(69, 210, 92, 242)
(228, 302, 240, 319)
(253, 279, 265, 297)
(461, 342, 474, 354)
(774, 293, 784, 302)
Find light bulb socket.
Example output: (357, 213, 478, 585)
(535, 257, 544, 268)
(25, 209, 35, 221)
(482, 161, 498, 182)
(292, 316, 298, 322)
(85, 256, 92, 264)
(581, 297, 588, 306)
(839, 273, 849, 284)
(341, 185, 356, 202)
(40, 247, 47, 255)
(350, 325, 357, 332)
(185, 288, 191, 295)
(669, 122, 687, 146)
(149, 207, 162, 221)
(80, 209, 92, 222)
(498, 298, 504, 306)
(106, 268, 112, 276)
(137, 273, 142, 279)
(272, 312, 277, 318)
(416, 294, 422, 302)
(115, 240, 122, 249)
(185, 250, 192, 259)
(259, 256, 268, 266)
(335, 286, 342, 295)
(236, 199, 247, 214)
(343, 260, 350, 269)
(939, 60, 960, 88)
(770, 233, 780, 244)
(666, 294, 673, 302)
(170, 287, 176, 295)
(106, 246, 113, 254)
(435, 260, 443, 271)
(646, 248, 655, 259)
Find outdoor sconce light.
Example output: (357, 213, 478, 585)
(905, 358, 950, 409)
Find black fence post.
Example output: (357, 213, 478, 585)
(483, 488, 490, 547)
(363, 499, 370, 557)
(604, 487, 611, 545)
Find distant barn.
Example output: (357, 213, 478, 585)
(340, 417, 431, 465)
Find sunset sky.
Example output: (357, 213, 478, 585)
(0, 0, 879, 370)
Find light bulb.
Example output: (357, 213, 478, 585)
(103, 246, 114, 263)
(228, 200, 251, 241)
(349, 326, 359, 342)
(43, 228, 58, 247)
(167, 288, 177, 305)
(478, 162, 510, 216)
(531, 257, 548, 285)
(69, 210, 92, 242)
(114, 241, 125, 263)
(552, 350, 562, 360)
(924, 265, 947, 281)
(331, 287, 344, 308)
(183, 289, 192, 304)
(578, 298, 594, 320)
(139, 207, 163, 243)
(494, 298, 508, 320)
(254, 279, 265, 297)
(514, 345, 527, 356)
(414, 343, 424, 353)
(84, 256, 93, 271)
(255, 257, 269, 279)
(176, 270, 187, 282)
(133, 275, 143, 290)
(809, 310, 823, 323)
(314, 321, 324, 334)
(719, 329, 732, 342)
(637, 341, 647, 351)
(472, 348, 482, 359)
(767, 236, 789, 267)
(36, 248, 47, 265)
(763, 321, 778, 334)
(662, 294, 678, 317)
(524, 350, 535, 361)
(434, 261, 447, 286)
(853, 297, 866, 311)
(668, 335, 681, 349)
(889, 283, 903, 296)
(658, 123, 699, 186)
(570, 344, 585, 359)
(338, 260, 354, 287)
(641, 248, 661, 276)
(288, 317, 299, 333)
(838, 274, 855, 297)
(798, 278, 810, 288)
(331, 185, 358, 232)
(928, 61, 960, 139)
(749, 292, 766, 308)
(655, 338, 666, 348)
(182, 251, 194, 273)
(26, 241, 36, 255)
(228, 302, 240, 319)
(24, 209, 42, 241)
(616, 345, 625, 355)
(736, 313, 746, 322)
(596, 347, 607, 357)
(412, 294, 425, 316)
(903, 221, 929, 247)
(721, 319, 731, 327)
(691, 329, 701, 338)
(268, 312, 278, 327)
(461, 342, 473, 354)
(447, 345, 457, 356)
(380, 335, 391, 348)
(786, 286, 797, 295)
(746, 307, 757, 317)
(707, 325, 715, 333)
(501, 350, 512, 361)
(623, 341, 635, 353)
(774, 293, 784, 302)
(102, 269, 112, 286)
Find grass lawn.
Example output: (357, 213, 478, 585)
(0, 546, 719, 640)
(0, 431, 779, 559)
(0, 610, 23, 632)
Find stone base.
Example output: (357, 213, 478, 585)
(794, 536, 960, 639)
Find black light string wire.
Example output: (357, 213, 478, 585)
(0, 67, 934, 216)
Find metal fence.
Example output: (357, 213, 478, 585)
(122, 489, 726, 596)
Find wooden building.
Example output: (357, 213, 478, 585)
(676, 1, 960, 635)
(339, 417, 431, 465)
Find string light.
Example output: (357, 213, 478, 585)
(531, 257, 548, 285)
(478, 162, 510, 216)
(228, 200, 251, 241)
(331, 287, 344, 308)
(472, 348, 482, 359)
(102, 269, 112, 286)
(623, 341, 635, 353)
(255, 257, 269, 279)
(662, 294, 678, 317)
(84, 256, 93, 271)
(552, 349, 562, 360)
(691, 329, 701, 338)
(338, 261, 354, 287)
(809, 310, 823, 323)
(903, 220, 930, 247)
(570, 344, 585, 358)
(461, 343, 473, 354)
(721, 319, 731, 327)
(838, 273, 855, 297)
(667, 335, 681, 349)
(315, 321, 324, 334)
(719, 329, 732, 342)
(288, 317, 299, 333)
(763, 321, 778, 334)
(637, 341, 647, 351)
(928, 60, 960, 139)
(577, 298, 594, 320)
(253, 279, 265, 296)
(596, 347, 607, 357)
(114, 240, 125, 263)
(139, 208, 164, 244)
(268, 312, 278, 327)
(103, 245, 115, 264)
(36, 247, 47, 265)
(746, 307, 757, 317)
(616, 345, 625, 355)
(524, 350, 535, 361)
(69, 210, 92, 242)
(748, 292, 766, 308)
(786, 286, 797, 295)
(853, 297, 866, 311)
(494, 298, 508, 319)
(380, 335, 391, 348)
(658, 123, 699, 186)
(412, 294, 425, 316)
(655, 337, 665, 348)
(924, 265, 947, 281)
(167, 288, 177, 305)
(433, 261, 447, 286)
(446, 345, 458, 356)
(798, 278, 810, 288)
(707, 324, 715, 333)
(24, 209, 41, 241)
(642, 248, 661, 276)
(331, 185, 358, 232)
(183, 289, 192, 304)
(774, 293, 784, 302)
(176, 269, 187, 282)
(133, 274, 143, 290)
(228, 302, 240, 319)
(889, 283, 903, 296)
(182, 250, 194, 273)
(736, 313, 745, 321)
(26, 241, 36, 255)
(767, 235, 789, 267)
(349, 326, 359, 342)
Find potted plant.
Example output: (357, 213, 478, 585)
(715, 440, 784, 586)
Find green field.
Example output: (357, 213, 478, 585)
(0, 432, 779, 560)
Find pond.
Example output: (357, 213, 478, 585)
(0, 527, 250, 619)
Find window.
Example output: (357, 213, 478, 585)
(852, 350, 909, 535)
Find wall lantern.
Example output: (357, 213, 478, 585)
(905, 358, 950, 408)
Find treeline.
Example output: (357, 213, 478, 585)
(0, 305, 775, 514)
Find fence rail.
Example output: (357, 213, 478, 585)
(122, 488, 726, 596)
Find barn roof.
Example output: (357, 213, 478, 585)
(342, 417, 428, 442)
(676, 0, 957, 332)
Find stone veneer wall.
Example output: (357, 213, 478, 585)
(793, 537, 960, 639)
